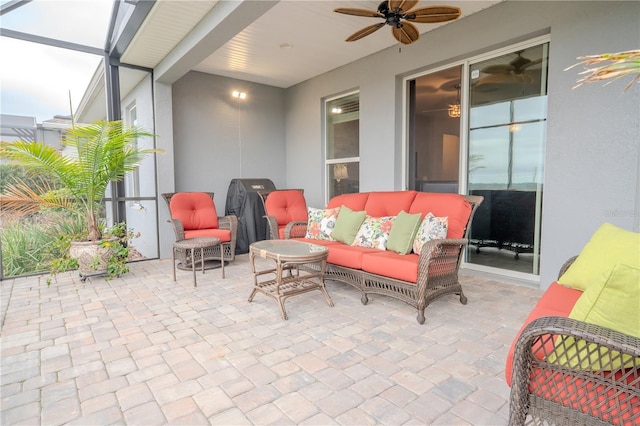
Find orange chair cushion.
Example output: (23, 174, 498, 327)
(528, 368, 640, 424)
(184, 228, 231, 243)
(505, 282, 583, 385)
(362, 251, 419, 283)
(265, 190, 308, 226)
(170, 192, 219, 230)
(409, 192, 471, 239)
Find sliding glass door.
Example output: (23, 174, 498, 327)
(406, 40, 549, 277)
(467, 43, 548, 275)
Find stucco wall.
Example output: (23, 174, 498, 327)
(171, 71, 287, 212)
(284, 1, 640, 288)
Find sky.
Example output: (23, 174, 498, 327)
(0, 0, 113, 122)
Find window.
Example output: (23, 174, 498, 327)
(325, 92, 360, 199)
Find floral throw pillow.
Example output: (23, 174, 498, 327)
(352, 215, 396, 250)
(413, 213, 448, 255)
(305, 207, 341, 240)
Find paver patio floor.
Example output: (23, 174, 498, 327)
(1, 254, 542, 425)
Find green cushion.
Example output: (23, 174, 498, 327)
(550, 264, 640, 370)
(558, 223, 640, 291)
(332, 205, 366, 245)
(387, 210, 422, 255)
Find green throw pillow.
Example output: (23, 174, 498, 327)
(549, 263, 640, 370)
(332, 205, 367, 245)
(558, 223, 640, 291)
(387, 210, 422, 255)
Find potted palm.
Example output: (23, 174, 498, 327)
(0, 120, 161, 279)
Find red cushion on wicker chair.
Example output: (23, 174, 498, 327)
(170, 192, 219, 230)
(529, 364, 640, 423)
(184, 228, 231, 242)
(505, 282, 582, 386)
(265, 190, 307, 226)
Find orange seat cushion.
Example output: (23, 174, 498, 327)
(408, 192, 471, 239)
(528, 368, 640, 424)
(170, 192, 219, 230)
(361, 251, 419, 283)
(184, 228, 231, 243)
(265, 190, 308, 226)
(505, 282, 582, 386)
(325, 244, 380, 269)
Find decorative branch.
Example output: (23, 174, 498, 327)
(566, 50, 640, 91)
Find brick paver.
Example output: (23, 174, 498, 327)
(0, 255, 542, 424)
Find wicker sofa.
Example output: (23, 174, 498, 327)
(506, 257, 640, 425)
(264, 190, 483, 324)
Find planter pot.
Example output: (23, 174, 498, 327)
(69, 238, 118, 278)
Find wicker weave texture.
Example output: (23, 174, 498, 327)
(507, 259, 640, 426)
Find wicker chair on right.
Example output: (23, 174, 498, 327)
(258, 189, 308, 240)
(507, 257, 640, 425)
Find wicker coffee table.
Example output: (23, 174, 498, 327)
(248, 240, 334, 320)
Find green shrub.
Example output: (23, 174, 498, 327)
(1, 210, 84, 277)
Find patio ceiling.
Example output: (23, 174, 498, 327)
(119, 0, 505, 89)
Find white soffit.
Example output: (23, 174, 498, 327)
(120, 0, 219, 69)
(122, 1, 504, 88)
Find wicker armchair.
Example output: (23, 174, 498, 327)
(258, 189, 308, 239)
(162, 192, 237, 268)
(508, 258, 640, 425)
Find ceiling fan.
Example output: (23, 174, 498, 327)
(476, 51, 543, 85)
(481, 50, 542, 76)
(334, 0, 461, 45)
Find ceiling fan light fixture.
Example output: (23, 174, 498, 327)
(448, 103, 460, 118)
(448, 83, 461, 117)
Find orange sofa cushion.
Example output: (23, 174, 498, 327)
(505, 282, 582, 385)
(361, 251, 419, 283)
(170, 192, 219, 230)
(327, 192, 369, 211)
(408, 192, 471, 239)
(363, 191, 417, 217)
(325, 244, 380, 269)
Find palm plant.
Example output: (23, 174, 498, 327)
(568, 49, 640, 90)
(0, 120, 160, 241)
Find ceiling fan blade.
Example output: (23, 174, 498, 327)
(482, 64, 515, 74)
(392, 21, 419, 45)
(408, 6, 461, 23)
(389, 0, 419, 12)
(519, 57, 543, 72)
(346, 22, 386, 42)
(334, 8, 384, 18)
